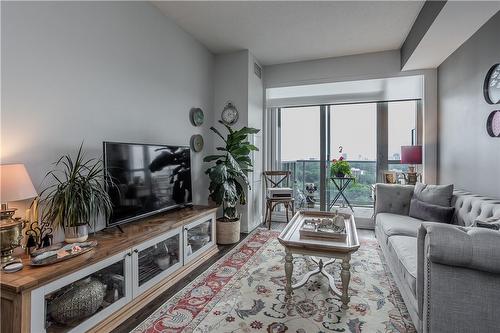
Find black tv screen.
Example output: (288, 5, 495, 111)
(103, 142, 192, 226)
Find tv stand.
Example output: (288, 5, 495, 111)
(0, 206, 218, 333)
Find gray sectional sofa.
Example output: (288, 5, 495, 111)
(374, 184, 500, 333)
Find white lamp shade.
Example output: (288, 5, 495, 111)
(0, 164, 37, 203)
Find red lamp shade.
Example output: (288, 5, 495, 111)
(401, 145, 422, 165)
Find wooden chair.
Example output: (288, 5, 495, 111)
(263, 171, 295, 230)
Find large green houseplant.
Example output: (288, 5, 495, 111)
(204, 121, 260, 244)
(41, 144, 113, 243)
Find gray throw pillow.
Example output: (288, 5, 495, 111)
(409, 198, 455, 224)
(413, 182, 454, 207)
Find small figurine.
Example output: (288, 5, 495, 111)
(334, 215, 345, 229)
(305, 183, 318, 208)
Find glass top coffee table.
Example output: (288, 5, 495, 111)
(278, 210, 360, 309)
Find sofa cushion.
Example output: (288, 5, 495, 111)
(375, 184, 414, 215)
(388, 235, 417, 297)
(409, 198, 455, 224)
(376, 213, 423, 238)
(414, 182, 454, 207)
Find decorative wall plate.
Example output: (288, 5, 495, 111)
(190, 134, 204, 152)
(221, 102, 239, 125)
(486, 110, 500, 137)
(189, 108, 204, 126)
(484, 64, 500, 104)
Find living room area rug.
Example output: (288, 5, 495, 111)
(132, 229, 415, 333)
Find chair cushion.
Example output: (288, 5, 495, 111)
(409, 198, 455, 224)
(414, 182, 454, 207)
(388, 235, 417, 297)
(376, 213, 423, 238)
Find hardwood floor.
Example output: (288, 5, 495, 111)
(112, 222, 375, 332)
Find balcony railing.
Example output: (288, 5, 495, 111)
(281, 160, 411, 210)
(281, 160, 377, 209)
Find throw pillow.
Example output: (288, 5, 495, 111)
(413, 182, 454, 207)
(409, 198, 455, 224)
(473, 217, 500, 231)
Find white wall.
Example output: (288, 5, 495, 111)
(212, 50, 264, 232)
(1, 2, 215, 232)
(263, 50, 438, 184)
(438, 12, 500, 198)
(247, 53, 264, 232)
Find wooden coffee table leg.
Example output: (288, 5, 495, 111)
(341, 254, 351, 310)
(284, 249, 294, 300)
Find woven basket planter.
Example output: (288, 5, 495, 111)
(216, 218, 240, 245)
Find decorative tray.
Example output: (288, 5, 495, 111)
(30, 241, 98, 266)
(299, 216, 347, 241)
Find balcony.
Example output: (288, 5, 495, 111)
(281, 160, 376, 209)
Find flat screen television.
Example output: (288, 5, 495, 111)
(103, 141, 192, 227)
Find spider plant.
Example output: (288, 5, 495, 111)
(40, 143, 112, 232)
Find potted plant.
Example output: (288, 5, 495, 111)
(204, 121, 260, 244)
(330, 156, 352, 178)
(41, 144, 113, 243)
(330, 145, 352, 178)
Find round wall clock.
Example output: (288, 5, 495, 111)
(221, 102, 239, 125)
(484, 63, 500, 104)
(190, 134, 204, 152)
(189, 108, 204, 127)
(486, 110, 500, 137)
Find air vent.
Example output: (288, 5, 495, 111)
(253, 62, 262, 79)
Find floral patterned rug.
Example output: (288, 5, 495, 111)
(132, 229, 415, 333)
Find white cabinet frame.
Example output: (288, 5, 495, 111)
(131, 227, 183, 296)
(30, 250, 133, 333)
(183, 213, 216, 264)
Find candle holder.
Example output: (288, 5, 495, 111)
(25, 220, 53, 254)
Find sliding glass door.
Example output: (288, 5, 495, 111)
(276, 100, 419, 212)
(327, 103, 377, 208)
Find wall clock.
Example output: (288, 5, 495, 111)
(221, 102, 239, 125)
(190, 134, 204, 152)
(189, 108, 204, 127)
(484, 63, 500, 104)
(486, 110, 500, 137)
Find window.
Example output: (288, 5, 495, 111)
(388, 100, 417, 174)
(275, 100, 420, 210)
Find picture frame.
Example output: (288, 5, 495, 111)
(383, 171, 397, 184)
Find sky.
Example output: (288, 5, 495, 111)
(280, 101, 416, 161)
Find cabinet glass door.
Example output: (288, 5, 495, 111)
(184, 217, 214, 263)
(134, 228, 182, 295)
(33, 251, 132, 333)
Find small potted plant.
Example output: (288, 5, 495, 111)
(204, 121, 259, 244)
(330, 146, 352, 178)
(41, 144, 113, 243)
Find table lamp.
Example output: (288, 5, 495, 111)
(0, 164, 37, 264)
(401, 145, 422, 185)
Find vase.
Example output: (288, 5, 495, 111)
(335, 172, 345, 178)
(48, 277, 106, 325)
(64, 225, 89, 243)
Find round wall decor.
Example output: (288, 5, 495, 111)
(486, 110, 500, 137)
(189, 108, 204, 127)
(484, 63, 500, 104)
(190, 134, 204, 152)
(221, 102, 239, 125)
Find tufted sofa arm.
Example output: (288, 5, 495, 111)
(417, 222, 500, 333)
(418, 222, 500, 273)
(374, 183, 414, 216)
